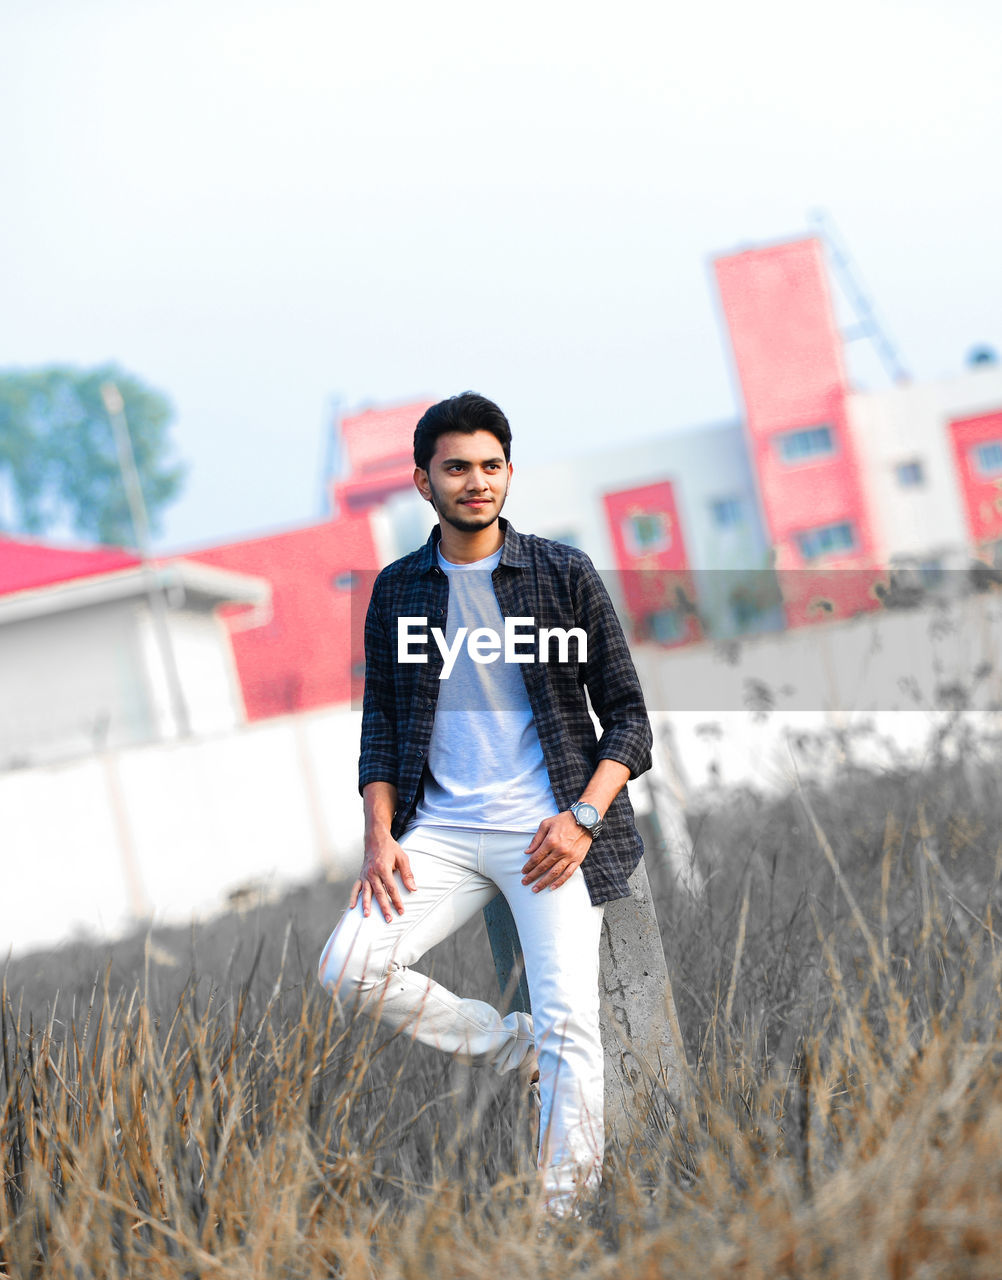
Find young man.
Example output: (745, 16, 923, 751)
(318, 392, 652, 1214)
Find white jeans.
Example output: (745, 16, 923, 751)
(317, 824, 606, 1208)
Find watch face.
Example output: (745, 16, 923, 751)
(575, 803, 599, 826)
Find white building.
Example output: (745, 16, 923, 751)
(0, 557, 270, 770)
(849, 362, 1002, 572)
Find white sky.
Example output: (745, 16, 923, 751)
(2, 0, 999, 549)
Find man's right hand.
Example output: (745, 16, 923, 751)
(350, 829, 417, 922)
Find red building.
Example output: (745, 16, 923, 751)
(190, 514, 379, 719)
(714, 237, 882, 626)
(186, 400, 433, 721)
(332, 400, 435, 516)
(948, 409, 1002, 552)
(602, 480, 701, 646)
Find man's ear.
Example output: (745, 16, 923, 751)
(413, 466, 432, 502)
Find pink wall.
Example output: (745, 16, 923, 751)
(191, 515, 379, 719)
(948, 409, 1002, 548)
(715, 237, 878, 624)
(602, 480, 701, 645)
(714, 238, 874, 561)
(339, 400, 435, 475)
(333, 399, 435, 515)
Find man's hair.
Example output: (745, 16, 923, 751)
(413, 392, 512, 472)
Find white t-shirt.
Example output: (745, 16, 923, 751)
(412, 546, 558, 831)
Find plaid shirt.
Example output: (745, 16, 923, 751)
(358, 519, 653, 904)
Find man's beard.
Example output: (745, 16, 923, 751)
(427, 476, 509, 532)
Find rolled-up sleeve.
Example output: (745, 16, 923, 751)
(573, 557, 653, 780)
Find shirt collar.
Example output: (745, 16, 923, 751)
(417, 517, 527, 573)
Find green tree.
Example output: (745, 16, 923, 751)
(0, 363, 186, 545)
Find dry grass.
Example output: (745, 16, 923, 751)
(3, 756, 1002, 1278)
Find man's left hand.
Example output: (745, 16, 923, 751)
(521, 811, 593, 892)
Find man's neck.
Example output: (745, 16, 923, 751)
(437, 520, 505, 565)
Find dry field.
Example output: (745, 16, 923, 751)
(3, 755, 1001, 1277)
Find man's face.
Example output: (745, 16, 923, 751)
(415, 430, 513, 533)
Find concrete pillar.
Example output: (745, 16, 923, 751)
(599, 856, 688, 1143)
(484, 856, 688, 1145)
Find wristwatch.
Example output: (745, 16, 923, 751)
(569, 801, 603, 839)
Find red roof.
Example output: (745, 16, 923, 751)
(339, 400, 434, 476)
(0, 537, 140, 597)
(189, 514, 379, 720)
(333, 465, 417, 514)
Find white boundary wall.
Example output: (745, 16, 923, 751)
(2, 705, 363, 956)
(638, 585, 1002, 800)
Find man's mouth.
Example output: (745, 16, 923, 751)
(460, 499, 490, 506)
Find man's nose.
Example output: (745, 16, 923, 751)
(466, 469, 490, 490)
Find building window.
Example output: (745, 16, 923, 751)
(895, 459, 925, 487)
(973, 440, 1002, 476)
(776, 425, 835, 464)
(796, 521, 856, 562)
(647, 609, 684, 644)
(623, 512, 671, 556)
(710, 496, 744, 528)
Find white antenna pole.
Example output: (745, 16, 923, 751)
(101, 381, 191, 739)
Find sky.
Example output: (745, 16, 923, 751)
(1, 0, 1000, 551)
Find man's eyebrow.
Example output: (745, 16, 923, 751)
(440, 455, 505, 466)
